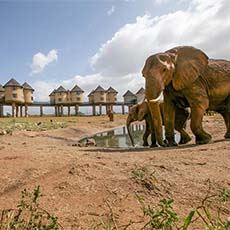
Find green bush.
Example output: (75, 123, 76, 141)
(0, 186, 63, 230)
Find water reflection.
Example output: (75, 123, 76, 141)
(80, 123, 181, 148)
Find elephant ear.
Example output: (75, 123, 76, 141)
(172, 46, 209, 91)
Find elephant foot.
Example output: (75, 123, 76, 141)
(164, 139, 178, 147)
(143, 142, 149, 147)
(224, 132, 230, 139)
(179, 134, 191, 145)
(157, 141, 168, 147)
(150, 143, 158, 148)
(195, 133, 212, 145)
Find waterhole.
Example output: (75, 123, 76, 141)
(79, 123, 181, 148)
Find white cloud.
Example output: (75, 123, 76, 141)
(33, 0, 230, 102)
(32, 80, 58, 101)
(154, 0, 171, 4)
(30, 49, 58, 74)
(107, 5, 115, 16)
(91, 0, 230, 77)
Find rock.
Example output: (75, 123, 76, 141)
(72, 142, 83, 147)
(0, 130, 7, 135)
(6, 129, 13, 135)
(85, 138, 96, 146)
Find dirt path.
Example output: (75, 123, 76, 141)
(0, 114, 229, 229)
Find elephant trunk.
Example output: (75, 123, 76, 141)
(145, 77, 164, 146)
(126, 117, 135, 147)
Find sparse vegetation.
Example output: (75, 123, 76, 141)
(89, 177, 230, 230)
(0, 120, 67, 134)
(130, 165, 157, 191)
(0, 186, 63, 230)
(136, 195, 179, 230)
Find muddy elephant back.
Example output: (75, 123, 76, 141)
(208, 59, 230, 75)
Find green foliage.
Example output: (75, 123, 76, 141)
(0, 186, 63, 230)
(183, 210, 195, 230)
(130, 166, 157, 191)
(219, 188, 230, 203)
(89, 220, 114, 230)
(136, 194, 178, 230)
(0, 120, 67, 134)
(182, 187, 230, 230)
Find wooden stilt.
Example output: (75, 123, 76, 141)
(75, 105, 79, 116)
(12, 103, 16, 117)
(61, 105, 64, 116)
(0, 104, 3, 117)
(25, 104, 28, 117)
(55, 106, 58, 116)
(122, 104, 125, 114)
(20, 106, 23, 117)
(15, 106, 19, 117)
(99, 104, 102, 115)
(40, 105, 43, 117)
(92, 105, 96, 116)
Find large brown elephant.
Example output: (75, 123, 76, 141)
(126, 101, 191, 147)
(142, 46, 230, 146)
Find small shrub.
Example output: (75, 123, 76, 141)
(219, 188, 230, 203)
(136, 194, 178, 230)
(0, 186, 63, 229)
(130, 166, 157, 191)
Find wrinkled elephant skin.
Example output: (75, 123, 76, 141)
(142, 46, 230, 145)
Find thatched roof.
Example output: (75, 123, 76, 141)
(94, 85, 105, 92)
(136, 87, 145, 95)
(56, 86, 67, 93)
(123, 90, 136, 97)
(88, 90, 95, 97)
(4, 78, 22, 88)
(106, 87, 118, 94)
(71, 85, 84, 93)
(0, 84, 4, 92)
(49, 89, 57, 96)
(22, 82, 34, 91)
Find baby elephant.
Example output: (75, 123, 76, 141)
(126, 101, 191, 147)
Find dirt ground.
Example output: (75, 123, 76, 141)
(0, 114, 229, 229)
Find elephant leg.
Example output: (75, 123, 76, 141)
(150, 132, 157, 147)
(164, 96, 177, 146)
(143, 120, 150, 146)
(147, 101, 166, 147)
(145, 115, 157, 147)
(190, 107, 212, 144)
(219, 111, 230, 139)
(175, 108, 191, 144)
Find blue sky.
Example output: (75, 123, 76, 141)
(0, 0, 229, 101)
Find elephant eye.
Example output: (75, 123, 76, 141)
(163, 68, 167, 72)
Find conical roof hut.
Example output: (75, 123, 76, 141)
(22, 82, 34, 104)
(3, 78, 24, 104)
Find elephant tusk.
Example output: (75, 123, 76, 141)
(145, 91, 163, 103)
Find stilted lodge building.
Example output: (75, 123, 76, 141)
(49, 84, 84, 105)
(22, 82, 34, 104)
(70, 85, 84, 103)
(88, 85, 106, 104)
(0, 84, 4, 102)
(55, 86, 67, 104)
(123, 90, 137, 104)
(135, 87, 145, 103)
(3, 78, 24, 104)
(49, 89, 56, 104)
(106, 87, 118, 103)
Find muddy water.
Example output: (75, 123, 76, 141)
(80, 123, 181, 148)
